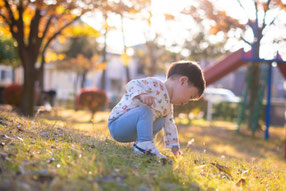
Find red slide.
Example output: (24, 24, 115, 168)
(203, 48, 247, 86)
(276, 53, 286, 79)
(203, 49, 286, 86)
(278, 64, 286, 79)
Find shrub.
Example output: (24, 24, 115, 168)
(174, 99, 207, 124)
(3, 83, 23, 107)
(212, 102, 241, 122)
(77, 88, 109, 120)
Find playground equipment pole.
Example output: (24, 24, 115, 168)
(284, 108, 286, 159)
(265, 62, 273, 140)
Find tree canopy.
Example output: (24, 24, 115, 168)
(0, 0, 150, 116)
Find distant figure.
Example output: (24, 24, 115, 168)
(284, 104, 286, 159)
(46, 90, 57, 106)
(108, 61, 206, 159)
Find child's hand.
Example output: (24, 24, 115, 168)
(171, 148, 184, 158)
(138, 94, 155, 106)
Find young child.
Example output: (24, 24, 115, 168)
(108, 61, 206, 158)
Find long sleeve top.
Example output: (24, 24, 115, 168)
(108, 77, 179, 149)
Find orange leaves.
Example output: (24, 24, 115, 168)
(1, 0, 88, 48)
(274, 0, 286, 11)
(164, 14, 175, 21)
(64, 23, 101, 38)
(184, 0, 245, 35)
(56, 53, 101, 73)
(56, 6, 65, 15)
(0, 0, 4, 7)
(120, 53, 130, 66)
(73, 54, 90, 70)
(96, 62, 107, 70)
(209, 25, 219, 35)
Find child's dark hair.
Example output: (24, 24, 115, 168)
(167, 61, 206, 97)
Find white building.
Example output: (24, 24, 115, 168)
(1, 51, 142, 101)
(0, 65, 13, 86)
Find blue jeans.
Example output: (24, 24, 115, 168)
(108, 105, 164, 142)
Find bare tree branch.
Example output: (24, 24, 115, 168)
(41, 15, 54, 40)
(0, 12, 9, 24)
(241, 36, 252, 46)
(236, 0, 251, 22)
(17, 3, 25, 48)
(3, 0, 16, 25)
(28, 9, 42, 48)
(40, 16, 81, 67)
(262, 0, 271, 31)
(254, 1, 258, 21)
(2, 1, 19, 42)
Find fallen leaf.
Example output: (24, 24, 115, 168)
(96, 175, 127, 183)
(16, 124, 24, 132)
(13, 136, 24, 142)
(211, 162, 232, 179)
(32, 169, 55, 183)
(236, 178, 246, 187)
(47, 157, 55, 164)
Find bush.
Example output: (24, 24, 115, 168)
(77, 88, 109, 120)
(3, 83, 23, 107)
(212, 102, 239, 121)
(174, 99, 207, 123)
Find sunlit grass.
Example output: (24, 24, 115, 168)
(0, 109, 285, 190)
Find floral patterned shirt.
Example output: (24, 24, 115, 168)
(108, 77, 180, 149)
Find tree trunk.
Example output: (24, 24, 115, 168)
(147, 42, 157, 76)
(100, 22, 107, 90)
(21, 55, 36, 116)
(12, 67, 15, 83)
(247, 35, 261, 131)
(80, 70, 87, 89)
(100, 70, 106, 90)
(125, 66, 130, 82)
(38, 57, 45, 93)
(74, 73, 80, 110)
(247, 63, 260, 129)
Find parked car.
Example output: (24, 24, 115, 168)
(203, 88, 240, 104)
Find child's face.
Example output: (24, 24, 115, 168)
(171, 76, 200, 106)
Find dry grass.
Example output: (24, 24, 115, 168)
(0, 108, 285, 190)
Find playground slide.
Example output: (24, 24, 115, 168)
(203, 48, 247, 86)
(204, 49, 286, 86)
(278, 61, 286, 79)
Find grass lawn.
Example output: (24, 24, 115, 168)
(0, 108, 285, 190)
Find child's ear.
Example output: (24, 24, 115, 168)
(180, 76, 188, 85)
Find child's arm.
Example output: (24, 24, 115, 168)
(126, 79, 148, 100)
(163, 111, 183, 157)
(136, 94, 155, 107)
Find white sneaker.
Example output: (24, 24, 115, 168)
(133, 141, 166, 159)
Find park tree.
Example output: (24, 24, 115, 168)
(183, 31, 227, 62)
(183, 0, 286, 130)
(134, 37, 178, 76)
(44, 21, 101, 91)
(55, 33, 100, 101)
(56, 52, 100, 108)
(0, 36, 18, 66)
(98, 0, 151, 90)
(0, 0, 150, 116)
(0, 36, 20, 81)
(0, 0, 99, 116)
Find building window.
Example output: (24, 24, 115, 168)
(110, 79, 122, 93)
(0, 70, 6, 81)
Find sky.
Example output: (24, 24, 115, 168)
(82, 0, 286, 59)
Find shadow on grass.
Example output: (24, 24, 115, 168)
(177, 123, 285, 162)
(1, 111, 202, 191)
